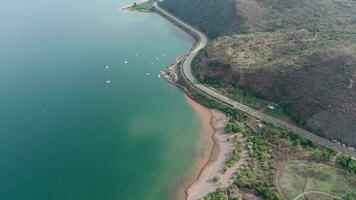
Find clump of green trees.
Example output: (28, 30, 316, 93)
(234, 127, 282, 200)
(226, 140, 243, 168)
(225, 121, 241, 133)
(130, 0, 155, 11)
(312, 148, 336, 162)
(213, 176, 220, 183)
(279, 129, 315, 147)
(177, 70, 246, 121)
(337, 155, 356, 174)
(203, 190, 229, 200)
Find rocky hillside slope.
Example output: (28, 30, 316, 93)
(160, 0, 356, 146)
(160, 0, 246, 38)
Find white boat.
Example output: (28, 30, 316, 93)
(105, 65, 109, 69)
(106, 77, 111, 84)
(146, 72, 150, 76)
(156, 57, 159, 60)
(157, 74, 161, 79)
(162, 54, 166, 57)
(124, 60, 128, 64)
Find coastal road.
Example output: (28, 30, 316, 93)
(153, 2, 356, 158)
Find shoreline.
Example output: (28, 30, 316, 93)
(177, 96, 245, 200)
(118, 2, 356, 200)
(118, 2, 134, 11)
(118, 2, 221, 198)
(172, 95, 218, 200)
(152, 3, 239, 199)
(123, 2, 235, 199)
(119, 0, 152, 12)
(172, 95, 231, 200)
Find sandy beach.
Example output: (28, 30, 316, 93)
(172, 96, 217, 200)
(174, 95, 248, 200)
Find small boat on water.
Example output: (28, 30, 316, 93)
(106, 77, 112, 84)
(157, 74, 161, 79)
(105, 65, 109, 69)
(124, 60, 128, 64)
(146, 72, 150, 76)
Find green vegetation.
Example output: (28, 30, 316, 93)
(213, 176, 220, 183)
(312, 148, 337, 162)
(280, 102, 304, 126)
(226, 139, 243, 168)
(337, 155, 356, 174)
(130, 0, 155, 12)
(203, 190, 229, 200)
(192, 67, 266, 111)
(225, 121, 241, 133)
(174, 42, 356, 200)
(278, 160, 356, 200)
(279, 129, 315, 148)
(234, 123, 282, 200)
(176, 69, 247, 121)
(201, 105, 356, 199)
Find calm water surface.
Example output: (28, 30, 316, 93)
(0, 0, 199, 199)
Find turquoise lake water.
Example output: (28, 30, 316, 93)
(0, 0, 199, 199)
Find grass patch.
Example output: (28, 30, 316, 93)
(226, 137, 243, 168)
(278, 160, 356, 200)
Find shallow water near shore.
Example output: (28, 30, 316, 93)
(0, 0, 199, 199)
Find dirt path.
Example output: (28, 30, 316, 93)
(218, 134, 248, 186)
(294, 191, 342, 200)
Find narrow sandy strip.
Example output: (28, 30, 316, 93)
(186, 110, 229, 200)
(178, 95, 250, 200)
(173, 96, 218, 200)
(187, 114, 248, 200)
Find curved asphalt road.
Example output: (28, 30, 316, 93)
(154, 2, 356, 158)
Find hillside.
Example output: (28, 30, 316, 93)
(160, 0, 246, 38)
(160, 0, 356, 146)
